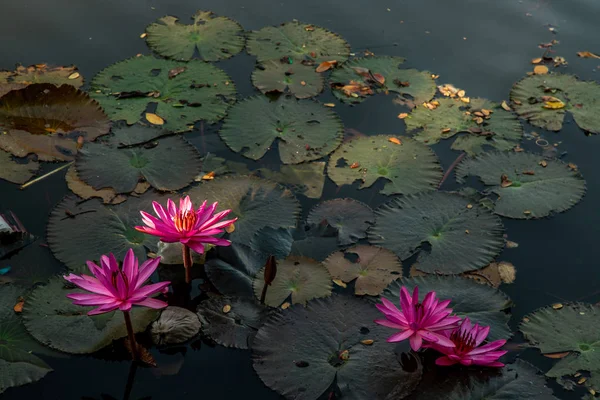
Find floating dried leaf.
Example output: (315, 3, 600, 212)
(398, 112, 408, 119)
(543, 100, 566, 109)
(222, 304, 232, 313)
(533, 65, 549, 75)
(281, 302, 290, 309)
(315, 60, 337, 73)
(145, 112, 165, 125)
(466, 204, 473, 209)
(501, 100, 512, 111)
(522, 170, 535, 175)
(349, 162, 360, 169)
(13, 297, 24, 313)
(388, 137, 402, 145)
(523, 210, 532, 215)
(324, 103, 335, 107)
(500, 174, 513, 188)
(441, 127, 451, 133)
(578, 377, 587, 385)
(225, 223, 235, 234)
(339, 349, 350, 361)
(360, 339, 374, 345)
(539, 160, 548, 167)
(577, 51, 600, 59)
(460, 96, 470, 103)
(202, 171, 215, 180)
(332, 279, 347, 288)
(531, 57, 543, 64)
(543, 351, 570, 359)
(567, 163, 578, 171)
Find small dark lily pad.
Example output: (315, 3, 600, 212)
(307, 198, 375, 245)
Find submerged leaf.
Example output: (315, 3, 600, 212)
(252, 59, 324, 99)
(307, 198, 375, 246)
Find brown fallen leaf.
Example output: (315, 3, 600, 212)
(304, 25, 315, 31)
(316, 60, 338, 72)
(350, 162, 360, 169)
(202, 171, 215, 180)
(531, 57, 543, 64)
(533, 65, 549, 75)
(140, 32, 147, 39)
(13, 297, 24, 313)
(577, 51, 600, 59)
(281, 302, 290, 309)
(543, 351, 570, 359)
(501, 100, 512, 111)
(145, 113, 164, 125)
(500, 174, 513, 188)
(522, 170, 535, 175)
(372, 73, 385, 85)
(397, 112, 408, 119)
(168, 66, 186, 79)
(460, 96, 470, 103)
(568, 163, 578, 171)
(441, 128, 451, 133)
(388, 137, 402, 145)
(539, 160, 548, 167)
(360, 339, 374, 345)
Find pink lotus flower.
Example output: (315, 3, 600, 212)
(428, 317, 507, 367)
(63, 249, 170, 316)
(375, 286, 461, 351)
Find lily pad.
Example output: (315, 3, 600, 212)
(247, 21, 350, 64)
(151, 306, 201, 345)
(406, 97, 523, 155)
(330, 57, 436, 106)
(0, 83, 110, 161)
(255, 162, 326, 199)
(252, 59, 324, 98)
(456, 151, 586, 219)
(90, 56, 236, 132)
(253, 256, 332, 307)
(327, 135, 442, 196)
(510, 73, 600, 133)
(106, 125, 172, 147)
(145, 11, 244, 61)
(0, 64, 83, 89)
(383, 275, 512, 341)
(252, 295, 423, 400)
(65, 166, 129, 205)
(249, 227, 294, 260)
(520, 303, 600, 391)
(369, 192, 504, 274)
(219, 96, 343, 164)
(22, 277, 159, 354)
(0, 150, 38, 184)
(307, 199, 375, 246)
(0, 241, 65, 289)
(197, 296, 268, 349)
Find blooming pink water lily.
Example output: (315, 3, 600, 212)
(428, 317, 507, 367)
(375, 286, 461, 351)
(63, 249, 170, 316)
(135, 196, 237, 254)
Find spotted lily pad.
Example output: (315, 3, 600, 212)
(520, 303, 600, 391)
(0, 64, 83, 90)
(307, 199, 374, 245)
(219, 96, 343, 164)
(0, 83, 110, 161)
(369, 192, 504, 274)
(327, 135, 442, 196)
(510, 73, 600, 134)
(252, 295, 423, 400)
(0, 150, 38, 184)
(247, 21, 350, 64)
(406, 97, 523, 155)
(252, 59, 324, 98)
(90, 56, 236, 132)
(255, 162, 326, 199)
(456, 152, 586, 219)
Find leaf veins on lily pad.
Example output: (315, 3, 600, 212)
(327, 135, 442, 196)
(307, 198, 375, 245)
(252, 58, 324, 99)
(219, 96, 343, 164)
(145, 11, 245, 61)
(0, 150, 38, 184)
(456, 151, 586, 219)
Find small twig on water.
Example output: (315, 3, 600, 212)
(438, 152, 466, 188)
(20, 161, 74, 190)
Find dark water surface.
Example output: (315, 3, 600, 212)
(1, 0, 600, 398)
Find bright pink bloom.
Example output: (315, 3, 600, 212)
(135, 196, 237, 254)
(375, 286, 461, 351)
(63, 249, 170, 316)
(428, 317, 507, 367)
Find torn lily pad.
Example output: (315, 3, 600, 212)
(255, 162, 326, 199)
(456, 151, 586, 219)
(327, 135, 442, 195)
(0, 64, 83, 90)
(252, 58, 324, 99)
(307, 198, 374, 245)
(219, 96, 343, 164)
(0, 150, 38, 184)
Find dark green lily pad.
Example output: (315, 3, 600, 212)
(90, 56, 236, 132)
(510, 73, 600, 134)
(327, 135, 442, 196)
(197, 296, 268, 349)
(521, 303, 600, 391)
(252, 295, 423, 400)
(252, 59, 324, 99)
(0, 64, 83, 90)
(106, 125, 173, 147)
(219, 96, 343, 164)
(23, 277, 159, 354)
(255, 162, 326, 199)
(145, 11, 244, 61)
(369, 192, 504, 274)
(200, 153, 251, 178)
(330, 56, 436, 106)
(0, 241, 64, 289)
(249, 227, 294, 260)
(0, 150, 38, 184)
(253, 256, 332, 307)
(456, 151, 586, 219)
(307, 198, 374, 246)
(406, 97, 523, 155)
(290, 237, 341, 262)
(384, 275, 512, 341)
(247, 21, 350, 64)
(0, 286, 52, 394)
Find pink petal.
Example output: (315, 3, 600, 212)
(387, 329, 414, 343)
(67, 293, 114, 306)
(132, 281, 171, 299)
(135, 297, 168, 309)
(198, 211, 234, 231)
(180, 196, 192, 213)
(152, 201, 171, 223)
(469, 340, 506, 356)
(135, 257, 161, 290)
(195, 202, 218, 227)
(435, 356, 458, 366)
(64, 274, 113, 296)
(122, 249, 136, 286)
(412, 286, 420, 305)
(87, 301, 121, 316)
(374, 319, 406, 330)
(166, 199, 177, 217)
(419, 330, 456, 348)
(409, 334, 423, 351)
(474, 325, 490, 346)
(119, 302, 133, 312)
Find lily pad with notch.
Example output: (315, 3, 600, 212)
(252, 58, 324, 99)
(255, 161, 326, 199)
(0, 150, 38, 184)
(307, 198, 375, 246)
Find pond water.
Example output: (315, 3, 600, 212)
(1, 0, 600, 399)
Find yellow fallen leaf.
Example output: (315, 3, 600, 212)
(531, 57, 543, 64)
(543, 100, 566, 109)
(68, 72, 80, 80)
(145, 113, 164, 125)
(222, 304, 231, 313)
(388, 137, 402, 145)
(460, 96, 470, 103)
(300, 81, 306, 86)
(501, 100, 511, 111)
(397, 113, 408, 119)
(324, 103, 335, 107)
(281, 302, 291, 309)
(332, 279, 347, 288)
(140, 32, 147, 39)
(457, 90, 466, 98)
(315, 60, 337, 72)
(202, 171, 215, 180)
(533, 65, 549, 75)
(577, 51, 600, 59)
(360, 339, 374, 345)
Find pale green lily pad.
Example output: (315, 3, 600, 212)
(456, 151, 586, 219)
(247, 21, 350, 64)
(252, 59, 324, 99)
(145, 11, 244, 61)
(307, 198, 374, 245)
(90, 56, 236, 132)
(407, 97, 523, 155)
(219, 96, 343, 164)
(510, 73, 600, 133)
(0, 150, 38, 184)
(369, 192, 504, 274)
(327, 135, 442, 196)
(253, 256, 332, 307)
(256, 162, 326, 199)
(521, 303, 600, 391)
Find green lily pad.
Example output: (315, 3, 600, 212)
(106, 125, 173, 147)
(307, 198, 374, 246)
(0, 286, 52, 394)
(0, 64, 83, 89)
(330, 56, 436, 106)
(252, 295, 423, 400)
(199, 153, 251, 178)
(145, 11, 244, 61)
(291, 237, 341, 262)
(252, 59, 324, 99)
(456, 151, 586, 219)
(369, 192, 504, 274)
(22, 277, 159, 354)
(247, 21, 350, 64)
(327, 135, 442, 196)
(406, 97, 523, 155)
(90, 56, 236, 132)
(0, 241, 65, 289)
(76, 136, 201, 193)
(187, 176, 301, 245)
(510, 73, 600, 133)
(0, 150, 38, 184)
(253, 256, 332, 307)
(520, 303, 600, 391)
(383, 275, 512, 341)
(0, 83, 110, 161)
(219, 96, 343, 164)
(255, 162, 326, 199)
(249, 227, 294, 260)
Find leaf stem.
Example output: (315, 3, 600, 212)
(182, 244, 193, 284)
(439, 152, 466, 188)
